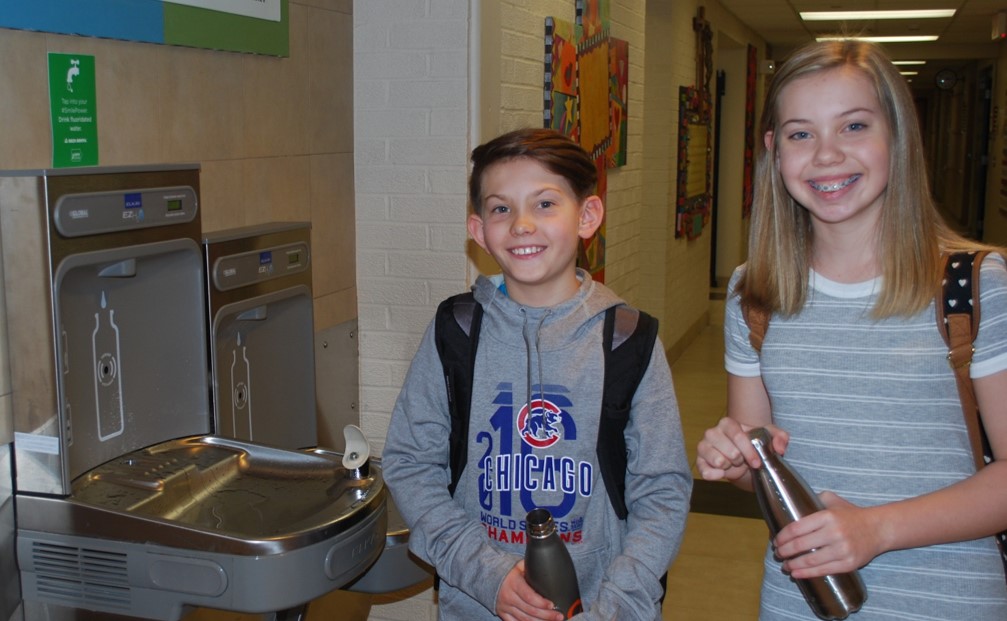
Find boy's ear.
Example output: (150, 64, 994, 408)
(467, 213, 489, 252)
(578, 195, 604, 239)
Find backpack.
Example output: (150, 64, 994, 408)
(744, 251, 1007, 576)
(433, 291, 669, 603)
(434, 291, 659, 520)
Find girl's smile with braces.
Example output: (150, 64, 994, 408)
(809, 174, 861, 192)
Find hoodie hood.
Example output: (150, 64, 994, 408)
(471, 268, 626, 425)
(471, 268, 624, 352)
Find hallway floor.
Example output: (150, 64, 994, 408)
(662, 298, 767, 619)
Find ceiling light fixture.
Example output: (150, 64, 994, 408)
(801, 10, 956, 21)
(816, 35, 940, 43)
(899, 71, 919, 76)
(892, 60, 927, 65)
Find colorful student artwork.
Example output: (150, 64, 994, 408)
(675, 7, 714, 240)
(544, 0, 629, 283)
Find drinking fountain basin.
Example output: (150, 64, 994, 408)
(16, 435, 387, 619)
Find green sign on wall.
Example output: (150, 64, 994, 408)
(48, 53, 99, 168)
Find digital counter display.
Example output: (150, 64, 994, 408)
(166, 198, 183, 213)
(288, 251, 301, 266)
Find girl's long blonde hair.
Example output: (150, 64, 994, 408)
(738, 39, 987, 318)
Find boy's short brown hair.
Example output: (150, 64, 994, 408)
(468, 128, 597, 214)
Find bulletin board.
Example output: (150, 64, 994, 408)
(0, 0, 289, 57)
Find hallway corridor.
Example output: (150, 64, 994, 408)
(663, 297, 767, 620)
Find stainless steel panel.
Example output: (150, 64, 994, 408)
(0, 444, 19, 621)
(0, 165, 206, 496)
(0, 174, 63, 495)
(18, 435, 385, 555)
(315, 320, 360, 449)
(53, 239, 210, 481)
(203, 222, 317, 449)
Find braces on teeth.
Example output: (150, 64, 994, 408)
(811, 174, 860, 192)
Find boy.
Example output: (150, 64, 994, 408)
(382, 128, 692, 620)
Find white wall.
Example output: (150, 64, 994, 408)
(354, 1, 472, 617)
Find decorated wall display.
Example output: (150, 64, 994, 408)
(544, 0, 628, 282)
(0, 0, 289, 57)
(676, 85, 713, 239)
(675, 7, 714, 239)
(743, 44, 757, 219)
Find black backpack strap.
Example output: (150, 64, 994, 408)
(434, 292, 483, 497)
(598, 305, 659, 520)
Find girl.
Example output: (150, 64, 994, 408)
(696, 40, 1007, 619)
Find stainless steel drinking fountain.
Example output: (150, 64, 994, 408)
(0, 165, 386, 620)
(202, 222, 431, 596)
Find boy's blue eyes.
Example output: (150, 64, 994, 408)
(488, 201, 556, 213)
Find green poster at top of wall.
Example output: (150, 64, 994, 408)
(48, 53, 99, 168)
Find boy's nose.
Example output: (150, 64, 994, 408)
(511, 214, 535, 235)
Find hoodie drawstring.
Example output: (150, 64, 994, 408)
(520, 308, 550, 413)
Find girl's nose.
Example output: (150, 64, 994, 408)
(813, 138, 844, 166)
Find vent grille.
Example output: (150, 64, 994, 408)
(30, 541, 131, 609)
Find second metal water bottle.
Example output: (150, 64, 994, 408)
(525, 508, 584, 618)
(748, 427, 867, 620)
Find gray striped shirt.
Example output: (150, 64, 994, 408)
(725, 254, 1007, 620)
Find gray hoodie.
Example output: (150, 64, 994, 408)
(383, 270, 692, 620)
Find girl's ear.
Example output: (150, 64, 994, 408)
(578, 196, 605, 239)
(764, 130, 775, 153)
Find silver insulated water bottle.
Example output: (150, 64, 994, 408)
(525, 508, 584, 618)
(748, 427, 867, 620)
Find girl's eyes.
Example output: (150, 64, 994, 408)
(786, 122, 867, 141)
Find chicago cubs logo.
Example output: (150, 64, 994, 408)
(516, 398, 563, 448)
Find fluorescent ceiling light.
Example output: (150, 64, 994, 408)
(899, 71, 919, 76)
(816, 35, 940, 43)
(801, 10, 955, 21)
(893, 60, 927, 65)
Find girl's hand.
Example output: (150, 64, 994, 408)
(496, 560, 565, 621)
(696, 417, 790, 482)
(774, 492, 883, 578)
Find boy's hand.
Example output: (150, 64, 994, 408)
(496, 560, 566, 621)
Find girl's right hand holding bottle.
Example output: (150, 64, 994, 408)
(696, 417, 790, 485)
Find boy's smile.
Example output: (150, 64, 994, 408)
(467, 157, 603, 308)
